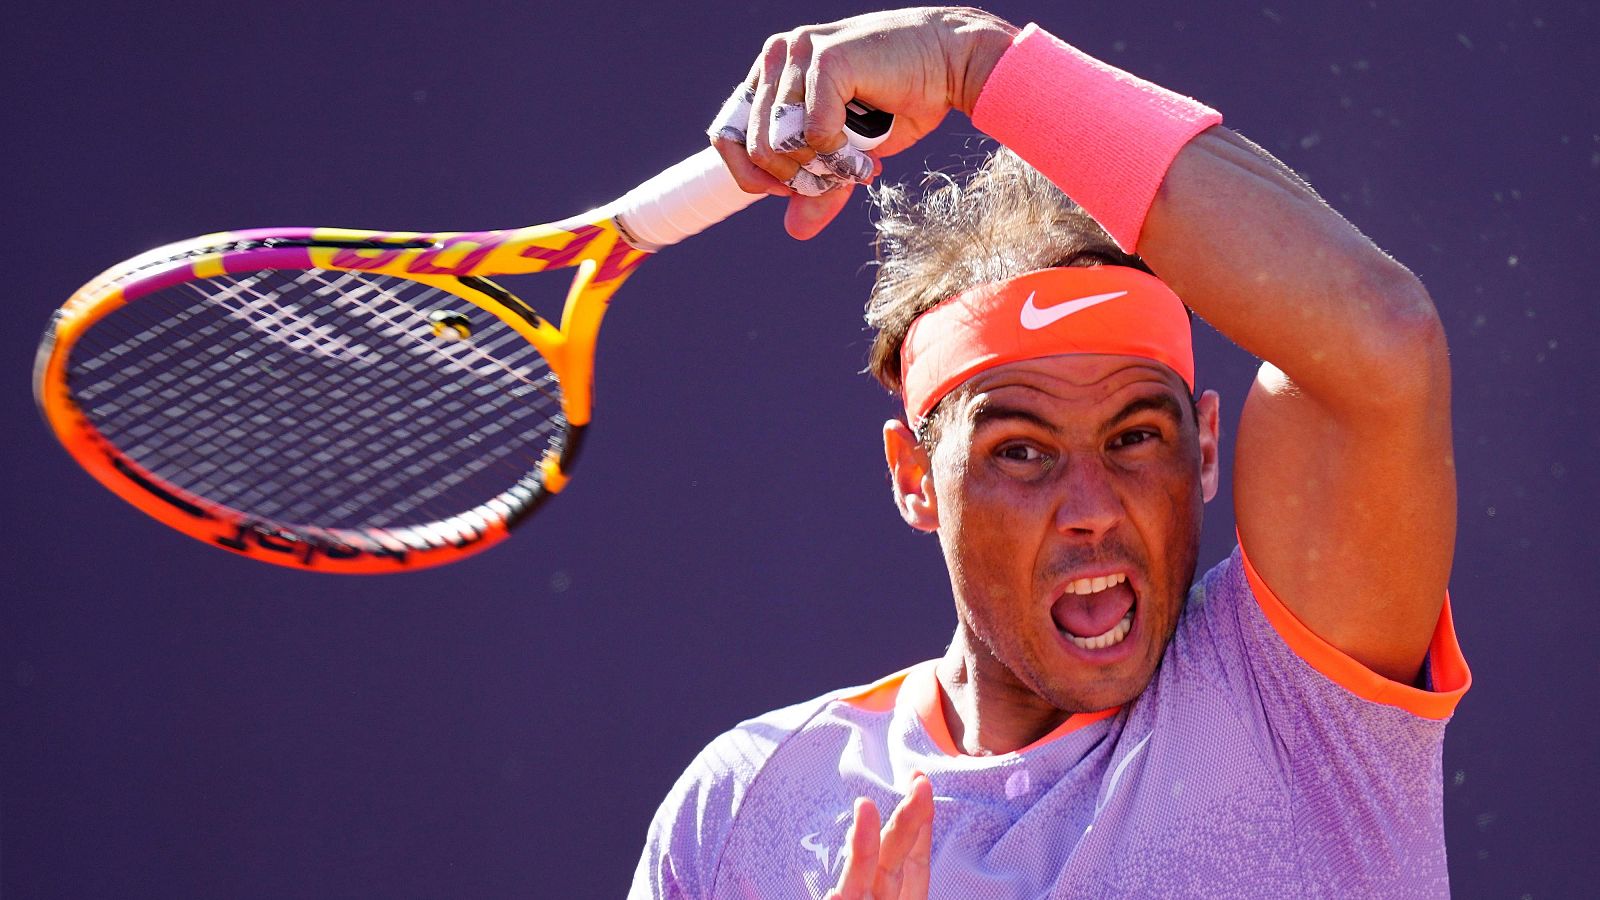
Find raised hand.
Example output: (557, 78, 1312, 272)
(825, 772, 935, 900)
(710, 7, 1016, 239)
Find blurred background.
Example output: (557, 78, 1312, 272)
(3, 1, 1593, 896)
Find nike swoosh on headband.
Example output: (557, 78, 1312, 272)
(1019, 290, 1129, 330)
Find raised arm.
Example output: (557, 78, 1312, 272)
(1139, 128, 1454, 684)
(714, 9, 1455, 684)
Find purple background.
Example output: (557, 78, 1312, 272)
(3, 1, 1593, 896)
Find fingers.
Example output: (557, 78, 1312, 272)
(769, 32, 814, 158)
(827, 775, 937, 900)
(904, 775, 936, 898)
(830, 796, 881, 899)
(802, 62, 849, 155)
(903, 817, 933, 899)
(708, 83, 753, 146)
(709, 81, 789, 197)
(872, 773, 935, 899)
(791, 61, 874, 182)
(759, 31, 872, 191)
(746, 33, 801, 185)
(714, 34, 843, 198)
(708, 24, 884, 233)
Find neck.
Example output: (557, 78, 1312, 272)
(936, 629, 1072, 755)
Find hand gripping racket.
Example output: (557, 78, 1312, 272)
(34, 110, 891, 574)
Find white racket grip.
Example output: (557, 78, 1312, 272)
(607, 147, 765, 252)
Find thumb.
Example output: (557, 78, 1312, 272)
(785, 183, 856, 240)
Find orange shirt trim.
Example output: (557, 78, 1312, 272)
(1238, 541, 1471, 720)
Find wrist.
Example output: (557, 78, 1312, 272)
(944, 8, 1020, 118)
(967, 23, 1221, 250)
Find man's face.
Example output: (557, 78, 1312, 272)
(906, 354, 1219, 713)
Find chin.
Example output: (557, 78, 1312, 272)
(1047, 665, 1159, 713)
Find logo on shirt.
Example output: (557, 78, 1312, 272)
(800, 831, 843, 876)
(1019, 290, 1129, 330)
(799, 809, 854, 877)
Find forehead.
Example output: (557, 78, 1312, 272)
(952, 354, 1189, 423)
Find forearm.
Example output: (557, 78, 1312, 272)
(968, 23, 1448, 411)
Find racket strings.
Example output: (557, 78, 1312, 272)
(88, 274, 402, 494)
(82, 274, 451, 526)
(86, 269, 557, 531)
(198, 270, 564, 526)
(69, 267, 568, 533)
(188, 272, 554, 525)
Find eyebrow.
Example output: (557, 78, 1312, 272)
(1104, 394, 1188, 431)
(968, 393, 1187, 435)
(969, 403, 1061, 434)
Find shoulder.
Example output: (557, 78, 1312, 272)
(680, 692, 840, 806)
(1171, 546, 1468, 718)
(1152, 546, 1471, 774)
(1139, 549, 1467, 887)
(629, 674, 906, 899)
(686, 665, 918, 793)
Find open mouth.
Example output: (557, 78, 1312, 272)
(1051, 573, 1136, 651)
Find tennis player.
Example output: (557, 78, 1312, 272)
(633, 8, 1469, 897)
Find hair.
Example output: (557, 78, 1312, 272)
(864, 146, 1154, 442)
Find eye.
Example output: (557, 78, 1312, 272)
(1112, 428, 1160, 449)
(996, 443, 1046, 463)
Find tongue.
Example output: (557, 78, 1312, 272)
(1051, 582, 1135, 638)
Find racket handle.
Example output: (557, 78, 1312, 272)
(610, 104, 894, 251)
(609, 147, 765, 252)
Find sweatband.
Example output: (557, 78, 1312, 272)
(970, 24, 1222, 252)
(899, 266, 1193, 425)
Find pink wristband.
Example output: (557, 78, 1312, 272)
(971, 24, 1222, 252)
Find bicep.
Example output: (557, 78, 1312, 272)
(1233, 357, 1456, 684)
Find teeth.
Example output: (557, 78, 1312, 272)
(1064, 572, 1127, 595)
(1066, 609, 1135, 651)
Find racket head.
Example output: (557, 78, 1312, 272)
(35, 222, 648, 573)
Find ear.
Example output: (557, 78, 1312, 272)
(1195, 389, 1222, 503)
(883, 419, 939, 532)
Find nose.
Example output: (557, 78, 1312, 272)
(1052, 454, 1125, 538)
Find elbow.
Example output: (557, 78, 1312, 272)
(1344, 265, 1451, 411)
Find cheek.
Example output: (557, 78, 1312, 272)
(946, 453, 1058, 522)
(944, 498, 1025, 592)
(949, 478, 1053, 565)
(1124, 458, 1204, 603)
(1127, 444, 1204, 524)
(1114, 458, 1200, 566)
(938, 466, 1046, 605)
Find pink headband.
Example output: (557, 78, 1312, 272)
(899, 266, 1194, 424)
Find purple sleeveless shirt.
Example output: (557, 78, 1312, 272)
(631, 548, 1470, 898)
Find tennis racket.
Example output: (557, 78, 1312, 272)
(34, 109, 891, 574)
